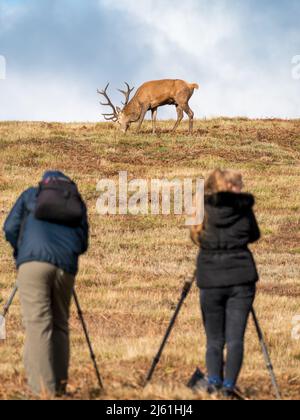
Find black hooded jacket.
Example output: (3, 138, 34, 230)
(197, 192, 260, 289)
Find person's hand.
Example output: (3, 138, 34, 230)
(190, 225, 202, 246)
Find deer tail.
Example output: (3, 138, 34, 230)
(189, 83, 200, 90)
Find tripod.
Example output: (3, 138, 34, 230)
(1, 285, 104, 391)
(145, 272, 196, 384)
(251, 308, 282, 400)
(145, 274, 282, 399)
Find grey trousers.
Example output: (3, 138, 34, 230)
(17, 262, 75, 396)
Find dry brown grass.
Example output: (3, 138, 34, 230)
(0, 118, 300, 400)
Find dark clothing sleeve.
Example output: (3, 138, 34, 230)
(3, 191, 27, 252)
(248, 210, 261, 243)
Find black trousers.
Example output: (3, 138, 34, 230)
(200, 284, 256, 387)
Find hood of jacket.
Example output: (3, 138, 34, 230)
(205, 192, 255, 228)
(42, 171, 70, 181)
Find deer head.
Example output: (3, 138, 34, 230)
(98, 83, 135, 133)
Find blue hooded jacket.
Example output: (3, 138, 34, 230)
(3, 171, 89, 275)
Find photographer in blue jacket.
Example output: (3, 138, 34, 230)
(3, 171, 89, 396)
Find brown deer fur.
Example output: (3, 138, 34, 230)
(99, 79, 199, 134)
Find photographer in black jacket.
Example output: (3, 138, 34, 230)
(190, 169, 260, 397)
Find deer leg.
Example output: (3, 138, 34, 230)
(136, 107, 148, 133)
(184, 105, 194, 134)
(151, 108, 158, 134)
(172, 106, 184, 133)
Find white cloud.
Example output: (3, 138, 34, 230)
(101, 0, 237, 56)
(0, 0, 299, 121)
(0, 72, 99, 122)
(99, 0, 300, 119)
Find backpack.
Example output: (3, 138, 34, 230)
(35, 177, 84, 227)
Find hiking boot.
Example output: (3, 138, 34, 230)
(221, 386, 246, 400)
(221, 388, 235, 399)
(188, 369, 219, 395)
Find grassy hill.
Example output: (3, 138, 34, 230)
(0, 119, 299, 400)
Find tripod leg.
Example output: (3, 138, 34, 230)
(251, 308, 282, 400)
(145, 276, 196, 384)
(73, 290, 104, 391)
(146, 294, 185, 383)
(2, 286, 18, 318)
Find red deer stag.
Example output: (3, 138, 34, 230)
(98, 79, 199, 134)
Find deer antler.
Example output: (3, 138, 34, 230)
(97, 83, 118, 122)
(118, 82, 135, 107)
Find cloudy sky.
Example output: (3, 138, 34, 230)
(0, 0, 299, 121)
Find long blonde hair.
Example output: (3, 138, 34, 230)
(190, 169, 243, 245)
(205, 169, 243, 194)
